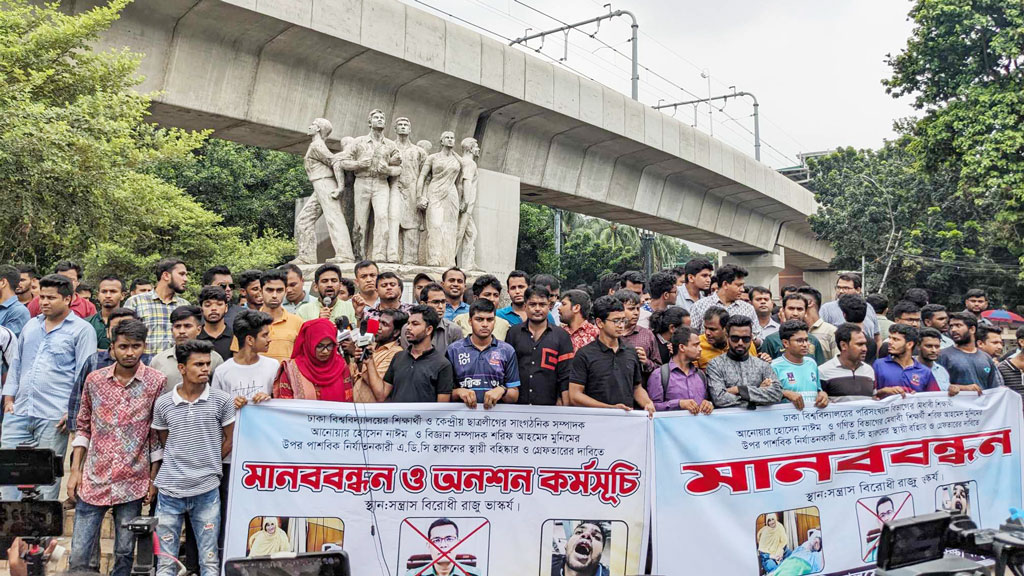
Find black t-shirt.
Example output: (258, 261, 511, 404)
(384, 347, 455, 402)
(569, 338, 643, 407)
(199, 327, 234, 360)
(505, 322, 575, 406)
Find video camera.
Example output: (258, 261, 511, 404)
(0, 447, 65, 576)
(876, 510, 1024, 576)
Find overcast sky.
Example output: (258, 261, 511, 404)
(405, 0, 920, 168)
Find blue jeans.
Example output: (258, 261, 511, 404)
(0, 413, 69, 500)
(155, 488, 220, 576)
(70, 498, 143, 576)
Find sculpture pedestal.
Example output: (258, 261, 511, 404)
(295, 169, 520, 282)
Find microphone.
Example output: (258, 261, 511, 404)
(357, 317, 380, 363)
(322, 295, 333, 308)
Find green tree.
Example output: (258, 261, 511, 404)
(808, 138, 1021, 310)
(151, 138, 309, 239)
(885, 0, 1024, 274)
(0, 0, 290, 282)
(515, 203, 556, 275)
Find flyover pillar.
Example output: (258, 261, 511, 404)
(721, 247, 786, 298)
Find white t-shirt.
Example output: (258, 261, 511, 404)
(211, 356, 279, 463)
(211, 356, 279, 400)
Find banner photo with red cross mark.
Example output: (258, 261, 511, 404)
(651, 388, 1024, 576)
(223, 402, 651, 575)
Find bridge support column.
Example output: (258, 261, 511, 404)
(801, 271, 836, 303)
(721, 246, 785, 298)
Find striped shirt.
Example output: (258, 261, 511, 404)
(151, 385, 235, 498)
(998, 358, 1024, 400)
(124, 291, 189, 355)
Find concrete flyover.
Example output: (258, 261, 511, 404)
(83, 0, 835, 285)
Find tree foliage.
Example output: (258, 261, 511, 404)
(0, 0, 291, 283)
(885, 0, 1024, 272)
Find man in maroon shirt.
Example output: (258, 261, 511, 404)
(26, 261, 96, 318)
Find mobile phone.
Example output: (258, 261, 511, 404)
(0, 449, 62, 486)
(224, 551, 351, 576)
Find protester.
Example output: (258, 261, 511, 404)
(532, 274, 562, 324)
(976, 326, 1006, 387)
(15, 265, 38, 305)
(210, 309, 275, 554)
(866, 293, 893, 340)
(676, 258, 713, 311)
(26, 261, 97, 319)
(648, 326, 711, 414)
(364, 271, 412, 321)
(0, 265, 30, 337)
(67, 308, 148, 433)
(797, 286, 837, 360)
(338, 277, 357, 301)
(567, 296, 655, 416)
(837, 294, 878, 363)
(151, 306, 225, 392)
(441, 267, 468, 320)
(821, 274, 880, 341)
(454, 275, 511, 340)
(819, 323, 875, 399)
(638, 271, 677, 329)
(280, 263, 313, 313)
(350, 308, 407, 402)
(1, 274, 97, 500)
(560, 289, 599, 352)
(874, 324, 940, 397)
(505, 286, 574, 406)
(124, 258, 189, 354)
(295, 263, 357, 324)
(750, 286, 779, 339)
(689, 264, 759, 339)
(939, 312, 999, 393)
(352, 260, 379, 318)
(699, 307, 758, 370)
(498, 270, 530, 326)
(878, 301, 923, 358)
(362, 305, 454, 403)
(596, 272, 621, 298)
(273, 318, 353, 401)
(410, 283, 464, 352)
(962, 288, 992, 326)
(447, 299, 520, 408)
(921, 304, 954, 349)
(996, 327, 1024, 398)
(650, 307, 687, 364)
(257, 268, 304, 362)
(68, 319, 164, 576)
(151, 340, 235, 576)
(613, 289, 661, 376)
(412, 273, 433, 304)
(920, 328, 951, 391)
(237, 269, 264, 310)
(198, 286, 233, 360)
(201, 266, 241, 327)
(84, 275, 124, 351)
(705, 316, 782, 409)
(129, 278, 153, 297)
(761, 294, 827, 365)
(772, 320, 828, 411)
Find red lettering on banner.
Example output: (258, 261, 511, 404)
(680, 429, 1013, 496)
(240, 462, 397, 495)
(401, 465, 427, 492)
(537, 458, 641, 506)
(430, 466, 535, 494)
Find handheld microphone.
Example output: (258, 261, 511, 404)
(334, 316, 352, 343)
(322, 295, 333, 308)
(356, 317, 380, 363)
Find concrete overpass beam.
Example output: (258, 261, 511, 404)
(722, 247, 786, 298)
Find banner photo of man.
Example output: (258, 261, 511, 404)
(652, 388, 1024, 576)
(223, 402, 651, 574)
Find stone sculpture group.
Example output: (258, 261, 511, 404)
(294, 109, 480, 270)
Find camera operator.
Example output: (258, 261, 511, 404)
(67, 320, 165, 576)
(6, 537, 57, 576)
(348, 309, 406, 402)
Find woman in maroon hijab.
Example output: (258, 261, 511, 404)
(273, 318, 353, 401)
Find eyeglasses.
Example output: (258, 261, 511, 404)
(729, 335, 752, 343)
(216, 283, 235, 289)
(315, 343, 335, 352)
(430, 536, 457, 545)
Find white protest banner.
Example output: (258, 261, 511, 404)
(652, 389, 1024, 576)
(224, 400, 651, 575)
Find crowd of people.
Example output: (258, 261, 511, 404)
(0, 257, 1020, 576)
